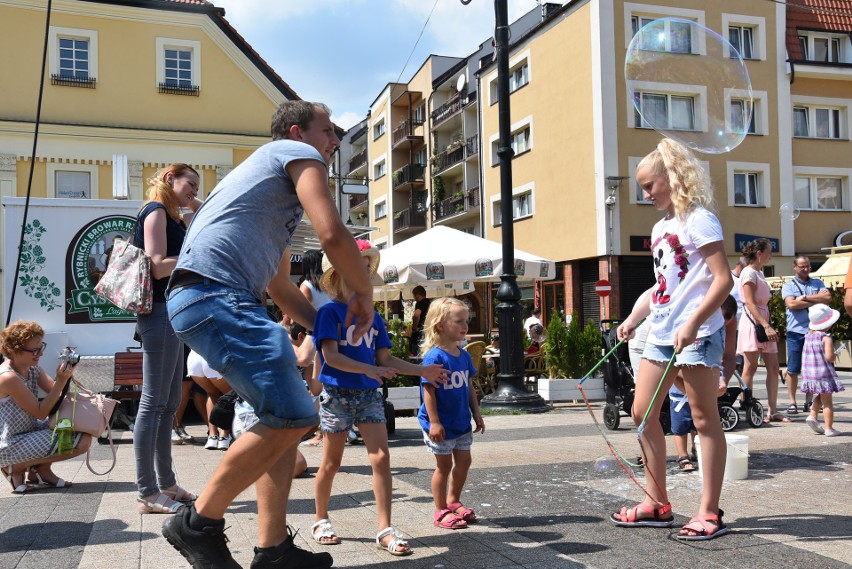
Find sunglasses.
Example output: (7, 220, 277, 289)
(20, 342, 47, 356)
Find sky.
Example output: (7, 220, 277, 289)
(213, 0, 541, 130)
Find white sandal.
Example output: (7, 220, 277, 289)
(376, 527, 412, 556)
(311, 518, 341, 545)
(160, 485, 196, 503)
(29, 472, 72, 488)
(137, 493, 185, 514)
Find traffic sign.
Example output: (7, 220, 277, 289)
(595, 279, 611, 297)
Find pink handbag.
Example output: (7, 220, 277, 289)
(94, 236, 153, 315)
(49, 380, 119, 475)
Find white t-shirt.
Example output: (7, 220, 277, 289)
(730, 271, 743, 322)
(646, 207, 725, 345)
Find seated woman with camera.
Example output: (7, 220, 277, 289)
(0, 321, 92, 493)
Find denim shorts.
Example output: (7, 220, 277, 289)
(319, 385, 386, 433)
(669, 396, 695, 436)
(786, 331, 805, 375)
(167, 280, 318, 430)
(642, 326, 724, 370)
(422, 430, 473, 455)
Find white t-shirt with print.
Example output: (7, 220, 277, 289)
(646, 206, 725, 345)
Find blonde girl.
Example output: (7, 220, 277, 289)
(417, 298, 485, 530)
(612, 139, 733, 540)
(311, 240, 448, 556)
(133, 164, 202, 514)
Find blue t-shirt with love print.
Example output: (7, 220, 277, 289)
(417, 346, 476, 440)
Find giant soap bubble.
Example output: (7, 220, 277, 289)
(626, 18, 753, 154)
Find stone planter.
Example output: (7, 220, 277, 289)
(538, 376, 605, 402)
(386, 386, 421, 410)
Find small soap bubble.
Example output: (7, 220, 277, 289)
(588, 455, 634, 481)
(779, 202, 801, 221)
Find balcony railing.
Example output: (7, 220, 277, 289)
(430, 95, 461, 126)
(462, 89, 477, 107)
(348, 194, 368, 209)
(431, 144, 465, 175)
(392, 163, 425, 190)
(434, 187, 480, 221)
(392, 118, 424, 146)
(348, 148, 367, 172)
(393, 206, 427, 232)
(465, 135, 479, 158)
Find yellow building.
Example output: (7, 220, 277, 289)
(352, 1, 851, 328)
(0, 0, 299, 202)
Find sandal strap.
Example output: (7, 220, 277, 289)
(138, 493, 183, 513)
(618, 502, 672, 522)
(311, 519, 337, 540)
(162, 485, 196, 503)
(681, 510, 724, 535)
(376, 527, 408, 551)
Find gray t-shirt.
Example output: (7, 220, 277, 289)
(176, 139, 325, 300)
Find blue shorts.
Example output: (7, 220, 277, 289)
(167, 280, 318, 430)
(642, 326, 724, 370)
(422, 430, 473, 455)
(319, 385, 386, 433)
(786, 331, 805, 375)
(669, 395, 695, 436)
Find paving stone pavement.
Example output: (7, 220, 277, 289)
(1, 370, 850, 569)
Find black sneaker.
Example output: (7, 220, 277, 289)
(250, 526, 333, 569)
(162, 506, 240, 569)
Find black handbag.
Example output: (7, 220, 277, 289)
(209, 390, 240, 430)
(745, 310, 769, 343)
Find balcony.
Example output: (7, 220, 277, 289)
(434, 187, 480, 222)
(393, 206, 427, 233)
(431, 144, 465, 176)
(465, 135, 479, 158)
(431, 95, 461, 127)
(462, 89, 477, 108)
(348, 193, 368, 210)
(392, 163, 425, 191)
(348, 148, 367, 172)
(392, 119, 424, 147)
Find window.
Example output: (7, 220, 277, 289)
(373, 160, 386, 180)
(511, 126, 531, 154)
(799, 33, 844, 62)
(374, 200, 387, 220)
(413, 104, 425, 124)
(415, 147, 427, 166)
(156, 38, 200, 95)
(795, 176, 844, 210)
(728, 26, 754, 59)
(631, 16, 692, 53)
(55, 171, 91, 199)
(509, 62, 529, 92)
(492, 184, 534, 226)
(48, 27, 98, 86)
(733, 172, 760, 206)
(373, 119, 385, 139)
(730, 98, 755, 134)
(793, 105, 842, 139)
(634, 92, 695, 130)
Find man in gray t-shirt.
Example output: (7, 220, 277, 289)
(163, 101, 373, 569)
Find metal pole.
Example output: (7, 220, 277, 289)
(480, 0, 549, 413)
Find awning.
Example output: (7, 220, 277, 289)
(811, 249, 851, 288)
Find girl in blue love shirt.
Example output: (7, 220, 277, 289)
(417, 298, 485, 530)
(311, 240, 448, 557)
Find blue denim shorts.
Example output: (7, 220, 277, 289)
(422, 430, 473, 455)
(669, 395, 695, 436)
(167, 280, 318, 430)
(642, 326, 724, 370)
(319, 385, 386, 433)
(786, 331, 805, 375)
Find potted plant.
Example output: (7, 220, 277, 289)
(539, 310, 605, 402)
(383, 315, 421, 410)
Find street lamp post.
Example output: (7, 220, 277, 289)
(478, 0, 549, 413)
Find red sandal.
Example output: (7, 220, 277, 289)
(676, 510, 729, 541)
(434, 508, 468, 529)
(447, 501, 477, 523)
(610, 502, 674, 527)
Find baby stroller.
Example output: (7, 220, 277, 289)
(600, 320, 671, 433)
(716, 370, 765, 431)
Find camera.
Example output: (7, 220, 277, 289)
(59, 347, 81, 367)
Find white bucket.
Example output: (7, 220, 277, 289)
(694, 434, 749, 481)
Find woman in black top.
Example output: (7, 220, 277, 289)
(134, 163, 202, 513)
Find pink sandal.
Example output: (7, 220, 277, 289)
(610, 502, 674, 527)
(447, 501, 477, 523)
(676, 510, 729, 541)
(434, 508, 468, 529)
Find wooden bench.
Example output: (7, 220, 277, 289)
(109, 350, 143, 401)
